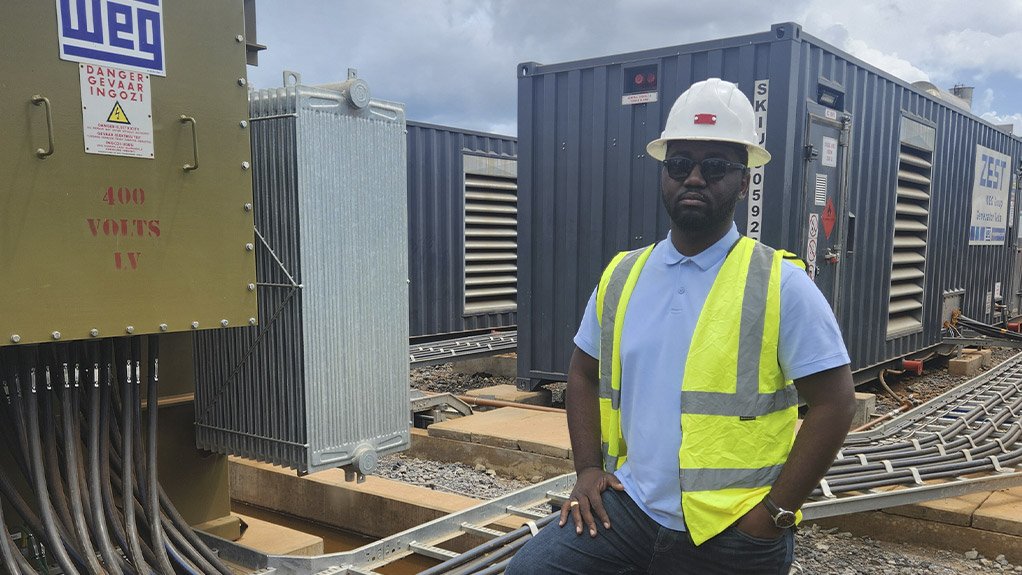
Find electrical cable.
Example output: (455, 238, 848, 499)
(60, 355, 106, 575)
(160, 514, 215, 575)
(22, 353, 82, 575)
(99, 343, 139, 575)
(143, 336, 175, 575)
(116, 338, 151, 573)
(165, 540, 202, 575)
(0, 471, 25, 575)
(88, 347, 127, 575)
(158, 486, 232, 575)
(40, 362, 77, 545)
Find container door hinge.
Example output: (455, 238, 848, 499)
(804, 144, 819, 162)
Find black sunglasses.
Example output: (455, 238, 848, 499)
(661, 157, 747, 182)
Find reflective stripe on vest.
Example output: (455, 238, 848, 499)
(595, 236, 797, 545)
(596, 244, 655, 473)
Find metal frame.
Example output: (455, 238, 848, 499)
(197, 475, 574, 574)
(409, 331, 517, 367)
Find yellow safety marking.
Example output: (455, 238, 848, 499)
(107, 102, 130, 124)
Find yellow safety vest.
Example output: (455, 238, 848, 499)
(596, 236, 803, 545)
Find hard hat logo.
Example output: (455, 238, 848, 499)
(647, 78, 771, 167)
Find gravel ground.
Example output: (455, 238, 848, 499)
(400, 355, 1022, 573)
(867, 348, 1020, 412)
(410, 363, 516, 395)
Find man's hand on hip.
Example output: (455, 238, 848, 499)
(560, 466, 625, 537)
(735, 501, 785, 540)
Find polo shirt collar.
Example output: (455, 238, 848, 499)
(662, 223, 741, 270)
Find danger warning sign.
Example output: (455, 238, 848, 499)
(107, 102, 130, 124)
(79, 64, 154, 159)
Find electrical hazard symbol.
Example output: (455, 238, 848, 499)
(107, 102, 130, 124)
(822, 198, 836, 239)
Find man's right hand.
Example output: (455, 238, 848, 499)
(559, 466, 625, 537)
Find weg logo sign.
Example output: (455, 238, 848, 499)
(56, 0, 166, 76)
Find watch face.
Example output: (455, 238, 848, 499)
(775, 511, 797, 529)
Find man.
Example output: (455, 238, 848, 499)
(508, 78, 855, 574)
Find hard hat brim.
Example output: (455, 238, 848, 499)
(646, 137, 771, 168)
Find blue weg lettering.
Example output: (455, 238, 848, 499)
(58, 0, 164, 75)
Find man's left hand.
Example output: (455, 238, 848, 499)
(735, 502, 785, 540)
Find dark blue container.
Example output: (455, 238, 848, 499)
(406, 121, 519, 340)
(517, 22, 1022, 388)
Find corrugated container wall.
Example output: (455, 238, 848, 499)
(193, 81, 410, 474)
(517, 22, 1022, 389)
(406, 121, 519, 340)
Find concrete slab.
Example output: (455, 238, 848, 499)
(428, 407, 571, 459)
(451, 353, 518, 379)
(884, 491, 991, 527)
(234, 512, 324, 556)
(465, 384, 551, 406)
(194, 514, 244, 541)
(851, 392, 876, 429)
(973, 486, 1022, 537)
(229, 458, 526, 541)
(949, 354, 982, 376)
(407, 428, 573, 481)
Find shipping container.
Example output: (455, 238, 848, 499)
(517, 22, 1022, 389)
(406, 121, 519, 340)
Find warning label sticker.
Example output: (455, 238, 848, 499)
(79, 64, 154, 159)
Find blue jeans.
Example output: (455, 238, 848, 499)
(506, 489, 794, 575)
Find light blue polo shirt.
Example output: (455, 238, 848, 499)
(573, 223, 850, 531)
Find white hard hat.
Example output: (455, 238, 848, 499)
(646, 78, 770, 167)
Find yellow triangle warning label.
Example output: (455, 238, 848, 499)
(107, 102, 130, 124)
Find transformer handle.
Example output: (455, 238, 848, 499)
(31, 95, 54, 158)
(179, 115, 199, 171)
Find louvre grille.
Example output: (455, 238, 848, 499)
(887, 141, 932, 337)
(464, 155, 518, 314)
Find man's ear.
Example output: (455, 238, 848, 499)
(738, 170, 750, 200)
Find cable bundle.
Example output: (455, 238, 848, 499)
(0, 338, 232, 574)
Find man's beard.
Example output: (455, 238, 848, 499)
(665, 189, 740, 232)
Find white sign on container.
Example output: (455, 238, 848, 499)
(747, 79, 768, 240)
(79, 64, 154, 159)
(806, 213, 819, 280)
(822, 136, 838, 168)
(969, 145, 1011, 245)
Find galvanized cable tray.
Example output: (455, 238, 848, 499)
(409, 331, 517, 367)
(804, 351, 1022, 517)
(197, 474, 573, 575)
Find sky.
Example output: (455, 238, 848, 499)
(248, 0, 1022, 137)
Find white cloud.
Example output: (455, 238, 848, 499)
(980, 111, 1022, 135)
(251, 0, 1022, 136)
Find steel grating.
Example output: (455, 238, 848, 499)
(409, 331, 517, 367)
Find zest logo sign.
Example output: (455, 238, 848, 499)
(56, 0, 166, 76)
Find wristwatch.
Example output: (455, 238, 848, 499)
(762, 495, 797, 529)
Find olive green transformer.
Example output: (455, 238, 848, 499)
(1, 0, 257, 346)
